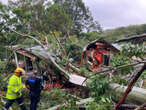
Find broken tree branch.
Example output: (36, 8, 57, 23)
(82, 61, 146, 85)
(114, 63, 146, 110)
(8, 28, 70, 80)
(52, 32, 66, 57)
(8, 27, 44, 47)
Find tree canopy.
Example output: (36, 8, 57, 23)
(1, 0, 102, 36)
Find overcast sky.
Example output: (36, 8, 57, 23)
(83, 0, 146, 29)
(1, 0, 146, 29)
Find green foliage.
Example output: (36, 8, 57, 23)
(0, 61, 10, 91)
(87, 75, 113, 110)
(56, 0, 102, 35)
(66, 43, 82, 61)
(47, 4, 73, 35)
(111, 54, 133, 74)
(86, 98, 113, 110)
(103, 24, 146, 42)
(141, 70, 146, 80)
(41, 88, 67, 107)
(40, 88, 78, 109)
(59, 98, 79, 110)
(64, 37, 82, 62)
(78, 66, 90, 76)
(21, 38, 37, 46)
(9, 0, 50, 33)
(121, 44, 146, 58)
(8, 0, 101, 36)
(88, 75, 109, 102)
(58, 57, 68, 67)
(112, 75, 127, 85)
(47, 33, 59, 50)
(0, 60, 5, 70)
(80, 32, 102, 41)
(0, 2, 30, 51)
(110, 44, 146, 85)
(0, 63, 7, 90)
(111, 44, 145, 85)
(0, 47, 6, 59)
(12, 8, 23, 17)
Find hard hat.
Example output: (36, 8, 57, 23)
(14, 67, 25, 74)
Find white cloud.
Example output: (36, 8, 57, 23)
(83, 0, 146, 29)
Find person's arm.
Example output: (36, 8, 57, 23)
(25, 80, 30, 90)
(38, 78, 44, 90)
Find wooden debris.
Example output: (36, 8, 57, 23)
(114, 63, 146, 109)
(16, 49, 37, 61)
(52, 32, 66, 57)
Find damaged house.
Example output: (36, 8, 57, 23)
(80, 38, 120, 72)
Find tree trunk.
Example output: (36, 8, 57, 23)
(109, 83, 146, 105)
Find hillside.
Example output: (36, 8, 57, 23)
(103, 24, 146, 42)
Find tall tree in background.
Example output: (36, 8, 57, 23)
(8, 0, 50, 33)
(0, 2, 21, 45)
(47, 4, 73, 36)
(55, 0, 102, 35)
(0, 2, 19, 59)
(8, 0, 74, 36)
(7, 0, 102, 36)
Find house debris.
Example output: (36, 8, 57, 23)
(7, 46, 88, 90)
(80, 38, 120, 72)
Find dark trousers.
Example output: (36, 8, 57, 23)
(3, 97, 27, 110)
(30, 96, 40, 110)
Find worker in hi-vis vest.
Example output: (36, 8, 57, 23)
(3, 67, 27, 110)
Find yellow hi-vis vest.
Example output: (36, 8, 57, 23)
(6, 75, 24, 99)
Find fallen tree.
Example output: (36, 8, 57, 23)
(7, 44, 146, 107)
(114, 63, 146, 109)
(110, 83, 146, 105)
(47, 83, 146, 110)
(6, 29, 146, 110)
